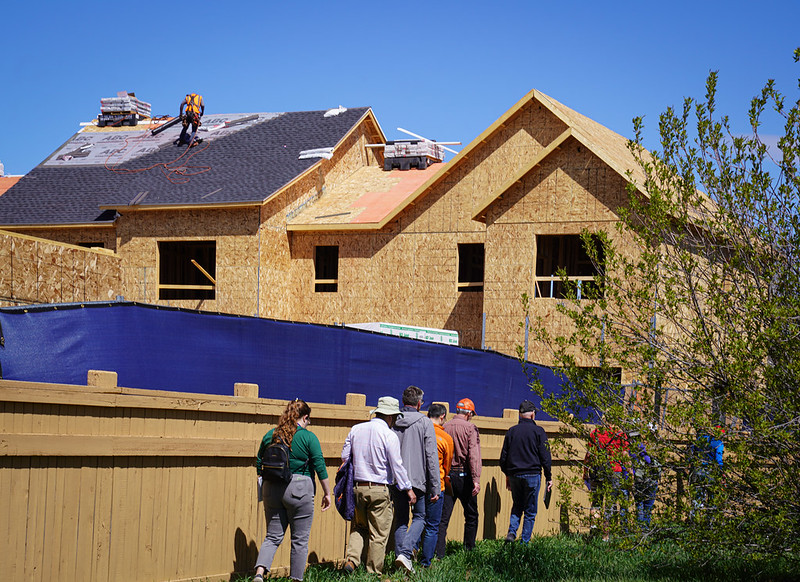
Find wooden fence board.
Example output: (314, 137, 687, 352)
(57, 462, 81, 580)
(150, 458, 168, 581)
(8, 459, 26, 580)
(1, 458, 21, 579)
(107, 461, 128, 580)
(24, 460, 47, 581)
(137, 459, 155, 581)
(41, 457, 62, 581)
(75, 461, 98, 581)
(190, 462, 208, 577)
(90, 457, 113, 582)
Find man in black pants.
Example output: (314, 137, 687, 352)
(499, 399, 552, 542)
(436, 398, 481, 557)
(178, 93, 204, 146)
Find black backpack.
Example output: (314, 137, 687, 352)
(261, 437, 293, 483)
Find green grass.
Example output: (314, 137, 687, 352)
(234, 535, 799, 582)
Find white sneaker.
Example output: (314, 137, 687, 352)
(394, 553, 415, 573)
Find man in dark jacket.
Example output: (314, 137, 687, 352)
(391, 385, 440, 573)
(499, 399, 552, 543)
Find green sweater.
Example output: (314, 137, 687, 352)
(256, 426, 328, 480)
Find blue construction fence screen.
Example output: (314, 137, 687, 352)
(0, 302, 567, 419)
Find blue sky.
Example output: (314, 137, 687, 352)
(1, 0, 797, 175)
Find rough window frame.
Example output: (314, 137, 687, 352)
(457, 243, 485, 292)
(158, 240, 216, 300)
(534, 234, 603, 299)
(314, 245, 339, 293)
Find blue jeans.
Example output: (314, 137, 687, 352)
(506, 474, 541, 542)
(417, 494, 443, 566)
(635, 484, 657, 525)
(391, 486, 426, 560)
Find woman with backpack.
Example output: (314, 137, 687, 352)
(254, 399, 332, 582)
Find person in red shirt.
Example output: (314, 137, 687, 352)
(583, 424, 629, 539)
(436, 398, 481, 556)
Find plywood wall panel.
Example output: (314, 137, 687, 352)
(9, 227, 117, 252)
(116, 207, 259, 313)
(0, 231, 120, 307)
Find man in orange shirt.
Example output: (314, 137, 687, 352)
(418, 403, 453, 566)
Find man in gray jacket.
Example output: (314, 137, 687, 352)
(391, 385, 441, 572)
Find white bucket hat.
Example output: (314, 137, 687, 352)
(371, 396, 403, 416)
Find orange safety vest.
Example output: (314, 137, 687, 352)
(184, 93, 204, 116)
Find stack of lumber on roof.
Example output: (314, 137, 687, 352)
(100, 91, 152, 118)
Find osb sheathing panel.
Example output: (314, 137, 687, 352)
(485, 223, 535, 307)
(484, 143, 624, 227)
(257, 118, 382, 321)
(482, 223, 533, 354)
(261, 190, 307, 321)
(0, 239, 10, 298)
(287, 230, 484, 348)
(116, 208, 260, 314)
(400, 101, 567, 236)
(322, 118, 382, 189)
(10, 227, 117, 251)
(12, 239, 40, 302)
(483, 223, 637, 366)
(61, 248, 80, 302)
(1, 231, 120, 307)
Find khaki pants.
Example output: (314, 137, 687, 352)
(345, 484, 393, 573)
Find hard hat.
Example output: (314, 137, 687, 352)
(456, 398, 476, 414)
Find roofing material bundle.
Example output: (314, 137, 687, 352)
(100, 92, 152, 118)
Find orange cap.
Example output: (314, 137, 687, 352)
(456, 398, 476, 414)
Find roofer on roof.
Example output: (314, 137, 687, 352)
(177, 93, 205, 146)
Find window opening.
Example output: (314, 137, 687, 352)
(458, 243, 484, 292)
(314, 245, 338, 292)
(158, 240, 216, 300)
(535, 235, 602, 298)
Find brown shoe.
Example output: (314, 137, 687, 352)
(342, 560, 356, 574)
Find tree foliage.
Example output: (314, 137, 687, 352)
(525, 51, 800, 558)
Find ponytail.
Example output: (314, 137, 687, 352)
(273, 398, 311, 446)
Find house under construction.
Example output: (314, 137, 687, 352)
(0, 89, 645, 371)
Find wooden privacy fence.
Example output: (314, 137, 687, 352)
(0, 373, 586, 582)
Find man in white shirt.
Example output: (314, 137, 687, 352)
(341, 396, 416, 574)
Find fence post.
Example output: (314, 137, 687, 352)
(87, 370, 119, 391)
(345, 393, 366, 408)
(234, 383, 259, 398)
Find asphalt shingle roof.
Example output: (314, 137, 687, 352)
(0, 108, 370, 226)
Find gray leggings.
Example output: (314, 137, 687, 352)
(256, 474, 315, 580)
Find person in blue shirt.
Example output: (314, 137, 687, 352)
(689, 426, 724, 513)
(628, 428, 660, 526)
